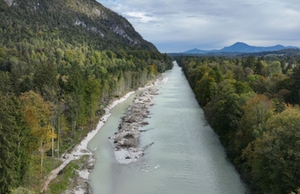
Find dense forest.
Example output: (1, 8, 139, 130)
(177, 54, 300, 194)
(0, 0, 173, 193)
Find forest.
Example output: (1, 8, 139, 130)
(0, 0, 173, 193)
(177, 54, 300, 194)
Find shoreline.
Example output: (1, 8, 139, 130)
(64, 90, 137, 194)
(109, 87, 159, 164)
(42, 80, 159, 193)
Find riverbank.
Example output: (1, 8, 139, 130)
(88, 62, 247, 194)
(42, 80, 159, 193)
(42, 91, 135, 193)
(108, 87, 159, 164)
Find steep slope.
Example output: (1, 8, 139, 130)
(0, 0, 172, 193)
(0, 0, 157, 51)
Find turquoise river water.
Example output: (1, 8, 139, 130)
(88, 62, 248, 194)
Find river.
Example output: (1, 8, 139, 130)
(88, 62, 247, 194)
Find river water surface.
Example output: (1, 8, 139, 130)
(88, 62, 247, 194)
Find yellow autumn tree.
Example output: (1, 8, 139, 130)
(19, 91, 57, 175)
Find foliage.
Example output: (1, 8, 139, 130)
(243, 106, 300, 193)
(11, 187, 35, 194)
(0, 0, 173, 192)
(177, 55, 300, 193)
(46, 160, 80, 194)
(46, 156, 88, 194)
(0, 94, 21, 193)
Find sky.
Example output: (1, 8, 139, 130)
(96, 0, 300, 53)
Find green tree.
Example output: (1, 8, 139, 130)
(0, 94, 19, 193)
(243, 56, 256, 69)
(0, 93, 32, 192)
(267, 61, 282, 77)
(19, 91, 56, 175)
(65, 64, 86, 132)
(290, 64, 300, 104)
(244, 106, 300, 193)
(84, 77, 101, 122)
(204, 79, 242, 147)
(254, 59, 266, 76)
(194, 72, 215, 106)
(235, 94, 273, 163)
(33, 61, 58, 101)
(247, 74, 269, 94)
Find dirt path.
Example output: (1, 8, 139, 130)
(41, 91, 135, 192)
(41, 81, 159, 193)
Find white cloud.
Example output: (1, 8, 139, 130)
(124, 11, 160, 23)
(97, 0, 300, 52)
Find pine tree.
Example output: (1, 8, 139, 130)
(0, 94, 20, 192)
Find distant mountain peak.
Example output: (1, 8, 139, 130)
(220, 42, 288, 53)
(184, 48, 205, 53)
(221, 42, 254, 52)
(181, 42, 298, 54)
(232, 42, 249, 46)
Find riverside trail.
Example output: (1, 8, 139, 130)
(42, 80, 157, 193)
(41, 91, 135, 193)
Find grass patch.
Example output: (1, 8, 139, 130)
(45, 156, 89, 194)
(43, 157, 63, 175)
(12, 187, 35, 194)
(45, 161, 80, 194)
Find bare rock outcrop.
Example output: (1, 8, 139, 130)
(4, 0, 13, 6)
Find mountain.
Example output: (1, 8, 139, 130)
(238, 48, 300, 57)
(184, 48, 207, 54)
(0, 0, 174, 79)
(220, 42, 287, 53)
(0, 0, 173, 193)
(183, 42, 297, 54)
(0, 0, 158, 51)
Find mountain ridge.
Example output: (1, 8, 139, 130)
(184, 42, 298, 54)
(0, 0, 173, 192)
(0, 0, 158, 51)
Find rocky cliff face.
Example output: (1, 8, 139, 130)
(0, 0, 157, 51)
(4, 0, 13, 6)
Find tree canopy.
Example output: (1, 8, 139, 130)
(0, 0, 173, 192)
(177, 55, 300, 193)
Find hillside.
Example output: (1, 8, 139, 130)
(0, 0, 172, 193)
(0, 0, 158, 51)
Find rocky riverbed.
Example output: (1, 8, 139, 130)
(63, 87, 159, 193)
(43, 91, 137, 194)
(48, 80, 160, 194)
(61, 83, 160, 193)
(108, 87, 158, 164)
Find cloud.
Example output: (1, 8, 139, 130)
(97, 0, 300, 52)
(124, 11, 160, 23)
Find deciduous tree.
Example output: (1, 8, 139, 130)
(19, 91, 56, 174)
(244, 106, 300, 193)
